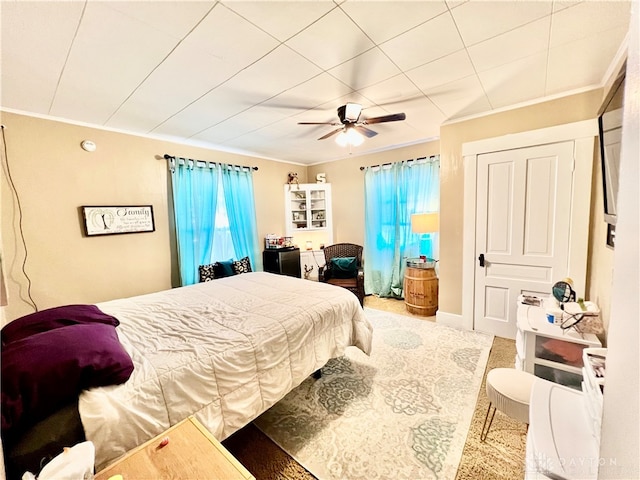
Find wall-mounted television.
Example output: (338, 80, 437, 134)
(598, 63, 626, 229)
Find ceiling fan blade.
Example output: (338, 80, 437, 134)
(318, 128, 343, 140)
(363, 112, 406, 124)
(354, 125, 378, 138)
(298, 121, 339, 125)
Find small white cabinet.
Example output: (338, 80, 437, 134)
(284, 183, 332, 237)
(516, 303, 601, 390)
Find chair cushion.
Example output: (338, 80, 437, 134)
(329, 257, 357, 278)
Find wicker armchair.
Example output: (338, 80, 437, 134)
(318, 243, 365, 306)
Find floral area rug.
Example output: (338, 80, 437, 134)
(253, 307, 493, 480)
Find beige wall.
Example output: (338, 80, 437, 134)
(586, 144, 615, 337)
(438, 89, 608, 317)
(0, 111, 301, 322)
(308, 142, 440, 247)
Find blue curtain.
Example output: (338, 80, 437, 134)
(364, 158, 439, 298)
(171, 160, 219, 286)
(221, 166, 260, 270)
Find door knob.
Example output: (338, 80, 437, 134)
(478, 253, 485, 267)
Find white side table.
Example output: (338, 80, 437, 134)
(516, 303, 601, 389)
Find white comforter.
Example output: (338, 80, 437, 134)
(79, 272, 373, 469)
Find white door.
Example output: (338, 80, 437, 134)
(474, 142, 574, 338)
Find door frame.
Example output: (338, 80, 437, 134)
(461, 120, 597, 332)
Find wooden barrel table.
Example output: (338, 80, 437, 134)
(404, 266, 438, 316)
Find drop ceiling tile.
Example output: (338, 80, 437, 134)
(451, 1, 552, 46)
(50, 2, 180, 124)
(393, 97, 447, 135)
(180, 6, 281, 70)
(468, 16, 550, 73)
(105, 48, 238, 133)
(222, 1, 336, 42)
(446, 1, 469, 9)
(478, 52, 547, 109)
(427, 75, 492, 119)
(340, 1, 449, 44)
(218, 45, 323, 107)
(193, 76, 351, 145)
(358, 74, 426, 109)
(103, 1, 215, 39)
(406, 50, 475, 92)
(328, 48, 401, 90)
(0, 2, 84, 112)
(546, 26, 629, 95)
(550, 1, 631, 47)
(552, 1, 584, 13)
(379, 12, 463, 71)
(153, 45, 321, 137)
(193, 116, 253, 145)
(260, 73, 354, 114)
(357, 75, 446, 134)
(150, 87, 242, 138)
(106, 7, 280, 132)
(285, 8, 374, 70)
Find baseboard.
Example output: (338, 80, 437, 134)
(436, 310, 467, 330)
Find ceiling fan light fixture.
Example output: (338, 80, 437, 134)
(336, 128, 364, 147)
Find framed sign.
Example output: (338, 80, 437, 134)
(82, 205, 155, 236)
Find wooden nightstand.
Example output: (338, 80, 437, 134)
(94, 417, 255, 480)
(404, 265, 438, 316)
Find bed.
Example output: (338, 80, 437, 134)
(2, 272, 373, 474)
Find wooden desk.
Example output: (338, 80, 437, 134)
(95, 417, 255, 480)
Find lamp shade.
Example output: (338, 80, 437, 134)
(411, 212, 439, 234)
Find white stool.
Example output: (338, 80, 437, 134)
(480, 367, 536, 441)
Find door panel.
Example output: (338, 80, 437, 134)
(475, 142, 574, 338)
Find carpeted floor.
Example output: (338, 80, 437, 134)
(223, 297, 527, 480)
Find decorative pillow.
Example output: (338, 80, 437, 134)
(1, 323, 134, 442)
(213, 259, 235, 278)
(198, 263, 217, 282)
(330, 257, 358, 279)
(232, 256, 252, 275)
(1, 304, 120, 346)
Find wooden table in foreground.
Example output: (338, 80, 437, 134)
(94, 417, 255, 480)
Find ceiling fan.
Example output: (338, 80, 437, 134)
(298, 103, 406, 145)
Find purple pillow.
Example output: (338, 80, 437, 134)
(1, 304, 119, 346)
(1, 323, 134, 441)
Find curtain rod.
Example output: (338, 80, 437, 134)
(163, 154, 258, 171)
(359, 155, 439, 171)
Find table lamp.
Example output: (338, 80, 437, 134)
(411, 212, 439, 261)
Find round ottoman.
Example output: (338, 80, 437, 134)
(480, 368, 536, 441)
